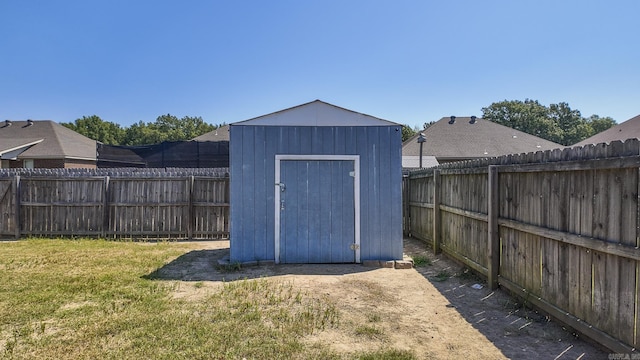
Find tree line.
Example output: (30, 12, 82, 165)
(65, 100, 616, 147)
(402, 99, 616, 145)
(61, 115, 222, 146)
(481, 100, 615, 146)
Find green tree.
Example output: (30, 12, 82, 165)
(61, 115, 125, 145)
(120, 115, 218, 145)
(401, 125, 416, 142)
(482, 100, 616, 146)
(154, 114, 215, 141)
(481, 99, 563, 143)
(121, 121, 166, 145)
(423, 121, 436, 130)
(586, 115, 616, 134)
(549, 102, 585, 145)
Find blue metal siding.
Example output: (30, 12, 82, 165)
(253, 126, 268, 260)
(355, 127, 373, 260)
(264, 127, 278, 259)
(389, 126, 404, 258)
(230, 125, 402, 263)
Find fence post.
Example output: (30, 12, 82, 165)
(403, 175, 410, 237)
(187, 175, 194, 240)
(102, 176, 110, 238)
(487, 165, 500, 290)
(433, 169, 441, 254)
(14, 175, 20, 239)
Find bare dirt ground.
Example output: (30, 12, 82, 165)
(150, 237, 610, 359)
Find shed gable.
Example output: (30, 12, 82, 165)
(229, 100, 403, 264)
(232, 100, 399, 127)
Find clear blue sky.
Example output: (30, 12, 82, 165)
(1, 0, 638, 129)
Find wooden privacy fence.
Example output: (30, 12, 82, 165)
(0, 171, 229, 240)
(404, 139, 640, 353)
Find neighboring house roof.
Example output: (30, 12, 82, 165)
(0, 120, 96, 161)
(403, 116, 563, 161)
(231, 100, 400, 126)
(0, 138, 44, 159)
(192, 125, 230, 141)
(574, 114, 640, 146)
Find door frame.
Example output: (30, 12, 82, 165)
(274, 154, 360, 264)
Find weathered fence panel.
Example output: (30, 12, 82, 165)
(407, 173, 435, 241)
(404, 139, 640, 353)
(0, 169, 229, 240)
(0, 178, 16, 237)
(439, 171, 489, 273)
(106, 177, 190, 239)
(20, 177, 105, 236)
(192, 177, 229, 239)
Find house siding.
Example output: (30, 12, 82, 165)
(9, 158, 96, 169)
(62, 159, 97, 169)
(230, 125, 403, 263)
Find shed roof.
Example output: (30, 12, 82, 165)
(231, 100, 400, 127)
(192, 125, 230, 141)
(0, 120, 96, 160)
(574, 114, 640, 146)
(403, 116, 563, 161)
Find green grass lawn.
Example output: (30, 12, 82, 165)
(0, 239, 415, 360)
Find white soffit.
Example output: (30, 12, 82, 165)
(0, 139, 44, 159)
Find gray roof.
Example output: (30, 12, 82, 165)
(0, 120, 96, 160)
(231, 100, 400, 127)
(192, 125, 230, 142)
(0, 138, 43, 153)
(403, 116, 563, 161)
(574, 114, 640, 146)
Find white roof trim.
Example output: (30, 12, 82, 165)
(232, 100, 399, 127)
(0, 139, 44, 159)
(16, 154, 97, 161)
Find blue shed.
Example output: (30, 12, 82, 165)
(229, 100, 403, 264)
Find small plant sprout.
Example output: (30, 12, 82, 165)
(412, 255, 432, 267)
(433, 270, 451, 282)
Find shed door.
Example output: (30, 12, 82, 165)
(278, 159, 356, 263)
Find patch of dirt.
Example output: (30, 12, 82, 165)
(149, 238, 609, 359)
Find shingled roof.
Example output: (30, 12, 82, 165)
(403, 116, 563, 162)
(0, 120, 96, 160)
(192, 125, 230, 141)
(574, 114, 640, 146)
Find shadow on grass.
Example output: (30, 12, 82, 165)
(144, 246, 378, 282)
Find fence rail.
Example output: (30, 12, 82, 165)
(403, 139, 640, 353)
(0, 169, 229, 240)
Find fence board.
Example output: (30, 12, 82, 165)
(407, 174, 434, 242)
(19, 178, 104, 236)
(1, 171, 229, 240)
(108, 178, 190, 238)
(192, 177, 230, 239)
(405, 140, 640, 352)
(579, 168, 595, 326)
(0, 179, 15, 236)
(531, 169, 542, 295)
(567, 170, 581, 318)
(567, 243, 581, 318)
(636, 261, 640, 348)
(433, 170, 441, 252)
